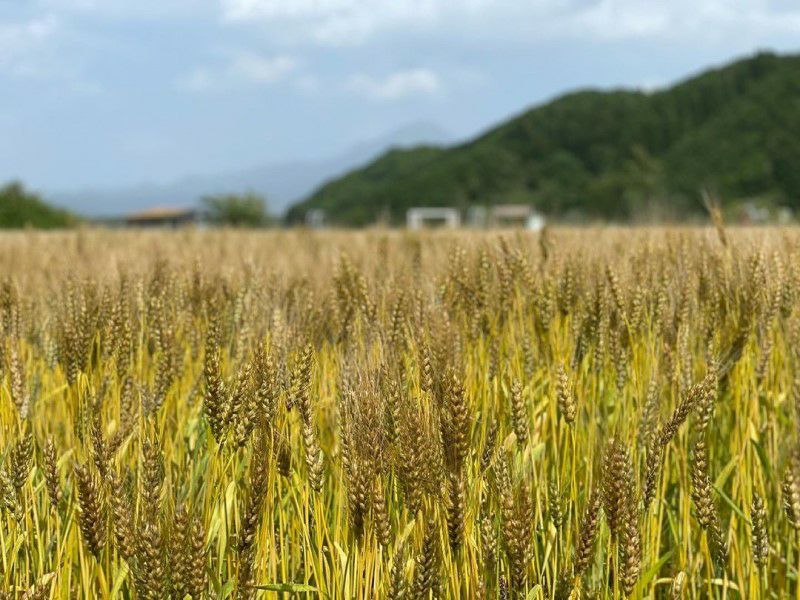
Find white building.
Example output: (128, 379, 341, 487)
(406, 207, 461, 229)
(489, 204, 545, 231)
(305, 209, 326, 228)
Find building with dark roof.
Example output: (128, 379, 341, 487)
(124, 206, 200, 227)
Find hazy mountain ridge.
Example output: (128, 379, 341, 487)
(49, 122, 453, 217)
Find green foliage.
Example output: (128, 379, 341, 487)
(289, 51, 800, 225)
(0, 181, 76, 229)
(202, 192, 271, 227)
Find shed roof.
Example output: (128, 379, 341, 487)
(125, 206, 197, 221)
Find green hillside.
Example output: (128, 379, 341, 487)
(0, 182, 76, 229)
(288, 52, 800, 225)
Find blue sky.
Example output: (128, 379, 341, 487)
(2, 0, 800, 193)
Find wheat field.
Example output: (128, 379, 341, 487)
(0, 226, 796, 599)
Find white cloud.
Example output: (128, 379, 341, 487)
(219, 0, 800, 46)
(0, 14, 103, 93)
(230, 52, 297, 83)
(176, 51, 299, 92)
(636, 78, 667, 93)
(220, 0, 446, 45)
(37, 0, 216, 18)
(222, 0, 436, 21)
(347, 68, 442, 100)
(530, 0, 800, 41)
(0, 15, 59, 71)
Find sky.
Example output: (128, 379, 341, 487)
(2, 0, 800, 194)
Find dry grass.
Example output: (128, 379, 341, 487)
(0, 226, 797, 598)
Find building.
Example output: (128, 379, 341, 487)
(489, 204, 545, 230)
(406, 207, 461, 229)
(124, 206, 200, 228)
(305, 209, 326, 228)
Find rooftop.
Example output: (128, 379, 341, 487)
(125, 206, 197, 221)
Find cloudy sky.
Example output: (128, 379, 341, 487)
(2, 0, 800, 192)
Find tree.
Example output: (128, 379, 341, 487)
(201, 192, 270, 227)
(0, 181, 76, 229)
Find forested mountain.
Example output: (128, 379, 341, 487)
(289, 52, 800, 225)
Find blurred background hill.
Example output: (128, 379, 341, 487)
(288, 52, 800, 226)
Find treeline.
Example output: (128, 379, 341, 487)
(0, 182, 76, 229)
(201, 193, 274, 227)
(0, 184, 276, 229)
